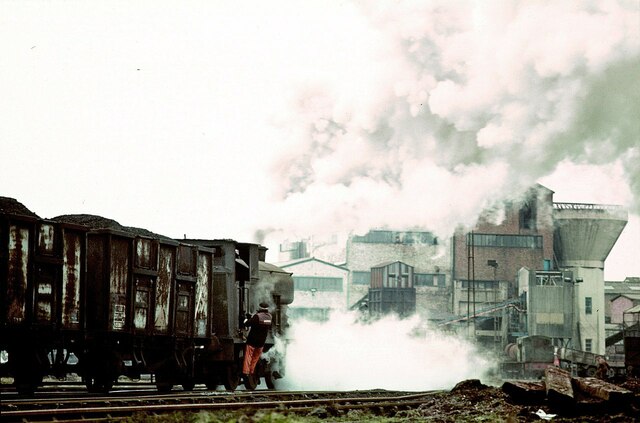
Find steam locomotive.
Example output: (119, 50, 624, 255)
(0, 197, 294, 394)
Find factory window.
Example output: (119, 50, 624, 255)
(352, 271, 371, 285)
(585, 297, 592, 314)
(352, 230, 436, 245)
(293, 276, 342, 292)
(415, 273, 446, 287)
(467, 233, 542, 249)
(386, 273, 411, 288)
(585, 339, 592, 352)
(461, 280, 498, 289)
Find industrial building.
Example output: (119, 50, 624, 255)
(604, 277, 640, 367)
(278, 257, 348, 321)
(278, 184, 631, 355)
(278, 229, 450, 321)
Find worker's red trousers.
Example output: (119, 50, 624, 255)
(243, 344, 264, 375)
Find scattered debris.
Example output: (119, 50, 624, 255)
(502, 380, 546, 403)
(501, 371, 639, 421)
(534, 408, 557, 420)
(574, 377, 633, 403)
(544, 367, 575, 406)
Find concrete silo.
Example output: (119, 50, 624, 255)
(553, 203, 628, 354)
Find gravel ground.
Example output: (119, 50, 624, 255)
(119, 378, 640, 423)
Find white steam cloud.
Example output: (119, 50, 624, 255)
(259, 0, 640, 241)
(277, 312, 490, 391)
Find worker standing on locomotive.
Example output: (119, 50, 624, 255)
(242, 302, 272, 379)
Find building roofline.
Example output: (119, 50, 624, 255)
(611, 293, 640, 301)
(278, 256, 349, 271)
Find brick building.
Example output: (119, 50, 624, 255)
(451, 184, 555, 315)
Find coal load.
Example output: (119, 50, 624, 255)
(53, 214, 172, 240)
(0, 196, 40, 218)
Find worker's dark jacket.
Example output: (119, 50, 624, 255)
(245, 308, 272, 348)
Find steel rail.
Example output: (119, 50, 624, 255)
(1, 388, 378, 407)
(1, 391, 444, 422)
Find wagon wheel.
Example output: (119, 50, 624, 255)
(205, 378, 219, 390)
(223, 363, 239, 391)
(156, 382, 173, 393)
(243, 372, 258, 391)
(84, 376, 100, 393)
(257, 359, 277, 390)
(84, 374, 114, 393)
(81, 348, 121, 393)
(264, 370, 276, 390)
(13, 349, 47, 395)
(181, 379, 195, 391)
(14, 372, 42, 396)
(99, 375, 115, 393)
(155, 366, 174, 393)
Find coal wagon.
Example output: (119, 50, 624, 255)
(1, 197, 294, 394)
(1, 200, 87, 393)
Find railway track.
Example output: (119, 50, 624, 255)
(1, 389, 445, 422)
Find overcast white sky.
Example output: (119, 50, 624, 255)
(1, 1, 638, 281)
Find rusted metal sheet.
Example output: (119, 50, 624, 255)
(195, 251, 211, 337)
(109, 237, 131, 332)
(154, 245, 174, 334)
(34, 264, 56, 323)
(209, 240, 238, 339)
(211, 272, 228, 336)
(37, 223, 56, 255)
(7, 224, 29, 324)
(135, 237, 158, 270)
(86, 234, 106, 330)
(61, 230, 82, 329)
(175, 282, 194, 336)
(134, 276, 151, 332)
(177, 245, 197, 276)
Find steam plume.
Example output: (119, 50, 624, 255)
(278, 312, 490, 391)
(260, 1, 640, 240)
